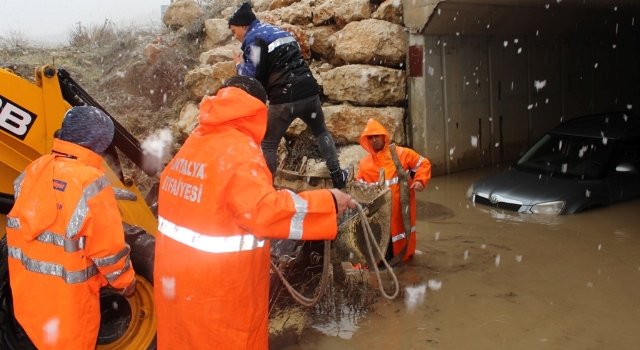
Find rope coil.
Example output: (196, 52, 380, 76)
(270, 199, 400, 307)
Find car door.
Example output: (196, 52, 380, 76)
(607, 132, 640, 202)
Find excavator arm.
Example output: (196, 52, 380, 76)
(0, 65, 158, 349)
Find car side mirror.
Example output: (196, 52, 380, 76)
(615, 162, 637, 174)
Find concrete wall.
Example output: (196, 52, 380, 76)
(409, 34, 640, 176)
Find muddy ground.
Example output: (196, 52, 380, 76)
(291, 164, 640, 350)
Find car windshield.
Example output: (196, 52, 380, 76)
(514, 133, 616, 180)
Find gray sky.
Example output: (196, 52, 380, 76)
(1, 0, 169, 44)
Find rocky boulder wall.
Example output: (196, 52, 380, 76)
(322, 65, 406, 107)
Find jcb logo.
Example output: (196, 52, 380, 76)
(0, 95, 37, 140)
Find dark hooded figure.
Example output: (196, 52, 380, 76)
(228, 1, 351, 188)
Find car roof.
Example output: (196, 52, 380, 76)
(551, 112, 638, 139)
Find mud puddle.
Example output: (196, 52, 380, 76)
(290, 165, 640, 350)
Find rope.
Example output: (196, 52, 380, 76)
(269, 239, 331, 308)
(271, 199, 400, 307)
(354, 201, 400, 300)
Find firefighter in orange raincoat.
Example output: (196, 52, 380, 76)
(355, 118, 432, 262)
(153, 76, 354, 349)
(5, 106, 136, 350)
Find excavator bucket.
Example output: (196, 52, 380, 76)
(268, 168, 392, 349)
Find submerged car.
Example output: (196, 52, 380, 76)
(468, 112, 640, 215)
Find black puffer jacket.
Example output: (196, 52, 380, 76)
(237, 20, 318, 105)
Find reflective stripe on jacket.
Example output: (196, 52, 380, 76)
(154, 86, 338, 350)
(355, 118, 432, 261)
(5, 139, 134, 350)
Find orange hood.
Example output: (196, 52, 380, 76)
(195, 86, 268, 144)
(358, 118, 390, 155)
(10, 139, 105, 242)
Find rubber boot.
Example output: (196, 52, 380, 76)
(330, 165, 353, 189)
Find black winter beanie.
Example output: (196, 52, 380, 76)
(58, 106, 114, 154)
(228, 2, 256, 27)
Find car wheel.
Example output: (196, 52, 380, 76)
(0, 229, 157, 350)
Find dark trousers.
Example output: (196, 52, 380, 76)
(261, 95, 340, 181)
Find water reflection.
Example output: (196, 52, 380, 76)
(295, 167, 640, 350)
(474, 207, 566, 226)
(308, 306, 361, 340)
(614, 229, 628, 242)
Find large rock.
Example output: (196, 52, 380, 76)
(204, 19, 232, 46)
(321, 65, 406, 106)
(334, 0, 371, 28)
(143, 44, 164, 65)
(371, 0, 404, 25)
(305, 144, 369, 176)
(252, 0, 272, 12)
(324, 105, 405, 144)
(256, 11, 281, 25)
(312, 0, 337, 25)
(163, 0, 203, 28)
(313, 0, 370, 28)
(269, 0, 302, 10)
(266, 2, 313, 26)
(199, 43, 241, 65)
(174, 101, 200, 142)
(305, 25, 343, 65)
(184, 61, 236, 101)
(286, 104, 404, 145)
(331, 19, 407, 68)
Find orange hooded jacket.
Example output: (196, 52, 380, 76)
(355, 118, 432, 261)
(154, 86, 339, 349)
(6, 139, 135, 350)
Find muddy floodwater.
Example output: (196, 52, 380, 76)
(290, 165, 640, 350)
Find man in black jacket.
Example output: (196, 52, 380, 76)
(228, 1, 350, 189)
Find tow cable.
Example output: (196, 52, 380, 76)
(270, 199, 401, 307)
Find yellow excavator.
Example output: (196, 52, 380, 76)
(0, 65, 159, 349)
(0, 64, 395, 349)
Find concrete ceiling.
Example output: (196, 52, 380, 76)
(423, 0, 640, 36)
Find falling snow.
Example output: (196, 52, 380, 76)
(471, 136, 478, 148)
(405, 284, 427, 312)
(428, 280, 442, 290)
(142, 129, 173, 163)
(162, 276, 176, 300)
(43, 318, 60, 346)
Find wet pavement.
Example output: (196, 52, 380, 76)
(291, 164, 640, 350)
